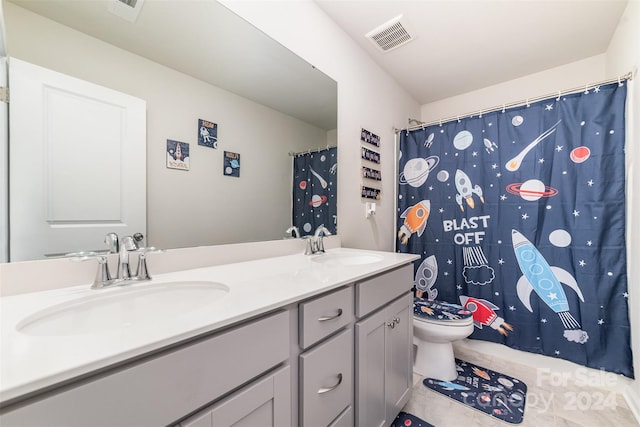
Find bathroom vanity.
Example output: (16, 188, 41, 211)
(0, 247, 418, 426)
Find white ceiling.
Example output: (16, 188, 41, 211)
(315, 0, 628, 105)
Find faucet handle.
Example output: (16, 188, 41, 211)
(302, 236, 315, 255)
(66, 251, 114, 289)
(104, 233, 119, 253)
(134, 247, 165, 280)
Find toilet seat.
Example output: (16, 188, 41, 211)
(413, 298, 473, 326)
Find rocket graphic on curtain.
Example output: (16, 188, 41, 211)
(397, 82, 633, 378)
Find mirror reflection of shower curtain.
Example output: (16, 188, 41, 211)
(292, 147, 337, 236)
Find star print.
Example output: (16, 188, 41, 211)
(556, 145, 564, 152)
(587, 240, 593, 246)
(598, 319, 604, 325)
(429, 186, 434, 191)
(539, 158, 545, 164)
(492, 164, 498, 169)
(522, 213, 529, 220)
(555, 350, 560, 355)
(447, 259, 453, 265)
(509, 306, 516, 311)
(472, 151, 478, 157)
(488, 122, 493, 127)
(545, 104, 554, 111)
(496, 173, 502, 178)
(579, 260, 586, 267)
(548, 292, 558, 300)
(500, 194, 507, 201)
(457, 285, 463, 290)
(587, 179, 594, 187)
(498, 258, 505, 265)
(623, 292, 629, 298)
(444, 272, 449, 276)
(439, 208, 444, 213)
(573, 210, 580, 217)
(541, 318, 548, 323)
(563, 171, 568, 175)
(594, 86, 601, 93)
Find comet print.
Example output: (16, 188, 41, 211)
(309, 166, 328, 189)
(454, 169, 484, 211)
(459, 295, 513, 336)
(504, 120, 561, 172)
(511, 229, 588, 344)
(462, 246, 495, 286)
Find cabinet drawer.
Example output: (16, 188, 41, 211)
(0, 310, 290, 427)
(299, 328, 353, 427)
(299, 286, 353, 349)
(355, 264, 413, 318)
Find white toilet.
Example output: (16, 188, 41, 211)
(413, 298, 474, 381)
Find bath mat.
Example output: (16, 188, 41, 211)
(390, 411, 435, 427)
(423, 359, 527, 424)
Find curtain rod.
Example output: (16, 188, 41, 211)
(394, 71, 634, 134)
(288, 145, 336, 157)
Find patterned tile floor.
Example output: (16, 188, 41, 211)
(402, 344, 639, 427)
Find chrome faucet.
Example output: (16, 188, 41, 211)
(285, 226, 300, 238)
(67, 232, 163, 289)
(305, 225, 332, 255)
(117, 235, 139, 280)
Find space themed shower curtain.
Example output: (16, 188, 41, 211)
(397, 82, 633, 378)
(292, 147, 337, 236)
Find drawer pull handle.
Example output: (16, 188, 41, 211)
(387, 321, 395, 329)
(394, 317, 400, 324)
(317, 373, 343, 394)
(318, 308, 343, 322)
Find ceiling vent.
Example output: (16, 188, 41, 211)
(365, 15, 414, 53)
(108, 0, 145, 23)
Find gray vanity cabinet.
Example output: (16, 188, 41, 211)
(354, 265, 414, 427)
(298, 286, 355, 427)
(180, 365, 291, 427)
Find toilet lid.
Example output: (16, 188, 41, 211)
(413, 298, 473, 324)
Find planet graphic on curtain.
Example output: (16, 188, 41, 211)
(399, 156, 440, 187)
(309, 195, 328, 207)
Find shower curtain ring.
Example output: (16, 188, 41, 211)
(502, 104, 506, 113)
(557, 90, 561, 101)
(457, 116, 461, 123)
(526, 99, 530, 107)
(584, 83, 589, 94)
(618, 76, 623, 87)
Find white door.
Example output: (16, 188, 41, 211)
(9, 58, 146, 261)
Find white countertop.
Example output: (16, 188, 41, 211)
(0, 248, 418, 404)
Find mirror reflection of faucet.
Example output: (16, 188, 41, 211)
(66, 233, 164, 289)
(285, 226, 300, 239)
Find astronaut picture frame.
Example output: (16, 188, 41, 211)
(198, 119, 218, 149)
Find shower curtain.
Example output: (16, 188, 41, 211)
(292, 147, 337, 236)
(397, 82, 633, 377)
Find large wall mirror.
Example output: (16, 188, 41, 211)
(3, 0, 338, 261)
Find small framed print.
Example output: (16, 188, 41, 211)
(361, 128, 380, 147)
(361, 147, 380, 164)
(223, 151, 240, 177)
(362, 166, 381, 181)
(198, 119, 218, 149)
(361, 185, 381, 200)
(166, 139, 190, 171)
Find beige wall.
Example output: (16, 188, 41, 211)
(606, 0, 640, 416)
(3, 2, 328, 250)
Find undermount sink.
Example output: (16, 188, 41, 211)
(16, 281, 229, 336)
(311, 252, 384, 267)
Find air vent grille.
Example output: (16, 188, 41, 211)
(366, 15, 414, 53)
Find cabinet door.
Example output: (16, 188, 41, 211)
(203, 366, 291, 427)
(385, 293, 413, 422)
(355, 292, 413, 427)
(355, 307, 388, 427)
